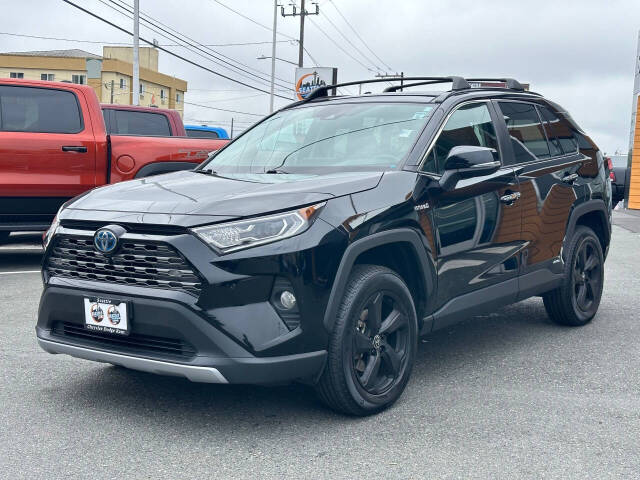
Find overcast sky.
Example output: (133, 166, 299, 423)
(1, 0, 639, 151)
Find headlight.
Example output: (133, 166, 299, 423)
(192, 202, 325, 253)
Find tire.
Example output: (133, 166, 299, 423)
(543, 225, 604, 326)
(316, 265, 418, 416)
(0, 232, 9, 244)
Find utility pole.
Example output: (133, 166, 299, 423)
(375, 72, 404, 91)
(269, 0, 278, 113)
(230, 118, 234, 139)
(132, 0, 140, 105)
(110, 79, 114, 103)
(281, 1, 319, 68)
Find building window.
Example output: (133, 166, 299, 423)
(10, 72, 24, 79)
(176, 92, 181, 103)
(40, 73, 55, 81)
(119, 78, 127, 89)
(71, 75, 86, 85)
(139, 83, 145, 95)
(160, 89, 165, 100)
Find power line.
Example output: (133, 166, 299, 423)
(307, 17, 376, 74)
(109, 0, 293, 87)
(183, 101, 266, 117)
(328, 0, 393, 72)
(102, 0, 293, 91)
(61, 0, 291, 99)
(209, 0, 297, 41)
(320, 11, 381, 73)
(0, 30, 292, 47)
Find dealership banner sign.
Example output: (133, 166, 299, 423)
(294, 67, 338, 100)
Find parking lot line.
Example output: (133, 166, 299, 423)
(0, 270, 41, 275)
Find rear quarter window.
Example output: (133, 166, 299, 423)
(498, 101, 550, 164)
(112, 110, 171, 136)
(0, 85, 83, 133)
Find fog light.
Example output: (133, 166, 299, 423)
(280, 290, 297, 310)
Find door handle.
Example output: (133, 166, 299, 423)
(500, 191, 521, 205)
(62, 146, 87, 153)
(562, 173, 579, 184)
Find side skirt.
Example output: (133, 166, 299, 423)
(420, 268, 564, 335)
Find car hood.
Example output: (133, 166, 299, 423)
(66, 170, 383, 225)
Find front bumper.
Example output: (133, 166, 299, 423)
(36, 285, 327, 385)
(37, 337, 326, 384)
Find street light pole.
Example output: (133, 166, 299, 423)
(132, 0, 140, 106)
(269, 0, 277, 113)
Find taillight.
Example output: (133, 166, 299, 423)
(606, 157, 613, 171)
(610, 171, 616, 181)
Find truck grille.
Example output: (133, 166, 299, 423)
(52, 322, 197, 359)
(45, 235, 202, 297)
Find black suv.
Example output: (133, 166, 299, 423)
(37, 77, 612, 415)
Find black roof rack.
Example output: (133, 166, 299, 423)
(302, 76, 471, 102)
(466, 77, 526, 92)
(297, 76, 529, 105)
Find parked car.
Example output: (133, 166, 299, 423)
(0, 78, 228, 242)
(184, 124, 229, 139)
(37, 76, 611, 416)
(606, 154, 629, 207)
(101, 104, 187, 137)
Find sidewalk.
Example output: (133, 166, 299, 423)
(613, 209, 640, 233)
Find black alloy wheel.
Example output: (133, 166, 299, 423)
(352, 291, 411, 395)
(316, 265, 418, 416)
(572, 237, 602, 314)
(543, 225, 604, 326)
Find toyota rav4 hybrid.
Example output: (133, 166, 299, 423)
(36, 77, 612, 416)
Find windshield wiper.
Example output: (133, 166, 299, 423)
(264, 168, 289, 174)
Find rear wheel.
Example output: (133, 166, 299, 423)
(543, 226, 604, 326)
(316, 265, 418, 416)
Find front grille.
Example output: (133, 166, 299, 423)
(45, 235, 202, 296)
(52, 322, 197, 359)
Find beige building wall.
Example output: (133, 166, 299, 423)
(0, 66, 87, 83)
(103, 46, 158, 71)
(0, 48, 186, 117)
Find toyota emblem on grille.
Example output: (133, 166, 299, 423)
(93, 228, 118, 254)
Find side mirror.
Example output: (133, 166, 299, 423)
(439, 146, 500, 191)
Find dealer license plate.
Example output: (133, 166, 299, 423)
(84, 297, 129, 336)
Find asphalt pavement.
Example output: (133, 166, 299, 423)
(1, 216, 640, 479)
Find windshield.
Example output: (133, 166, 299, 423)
(201, 102, 434, 174)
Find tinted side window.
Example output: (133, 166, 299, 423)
(112, 110, 171, 136)
(537, 105, 563, 156)
(423, 102, 498, 174)
(0, 85, 82, 133)
(498, 102, 550, 164)
(186, 129, 219, 139)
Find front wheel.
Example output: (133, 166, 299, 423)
(543, 225, 604, 326)
(316, 265, 418, 416)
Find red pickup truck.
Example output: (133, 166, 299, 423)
(0, 78, 228, 241)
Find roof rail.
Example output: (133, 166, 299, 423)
(466, 77, 526, 92)
(302, 76, 471, 103)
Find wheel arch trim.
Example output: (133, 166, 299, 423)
(563, 199, 611, 259)
(134, 161, 200, 178)
(322, 228, 435, 333)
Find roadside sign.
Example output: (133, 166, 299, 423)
(294, 67, 338, 100)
